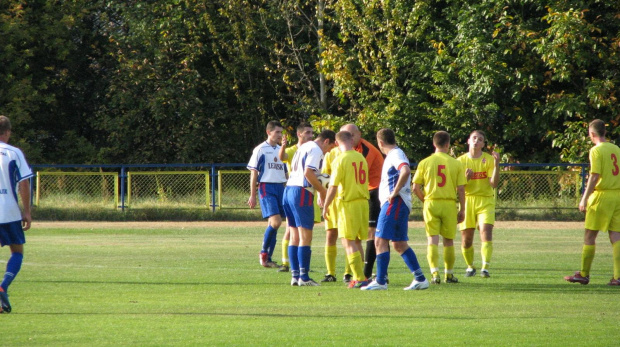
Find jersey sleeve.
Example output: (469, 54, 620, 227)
(16, 149, 33, 181)
(412, 160, 425, 185)
(284, 146, 296, 165)
(329, 157, 343, 187)
(456, 160, 467, 186)
(305, 146, 323, 172)
(247, 147, 261, 171)
(590, 147, 601, 174)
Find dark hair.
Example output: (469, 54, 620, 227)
(433, 131, 451, 148)
(0, 116, 11, 135)
(469, 130, 487, 141)
(377, 128, 396, 145)
(266, 120, 283, 132)
(316, 129, 336, 143)
(336, 130, 353, 143)
(296, 122, 312, 133)
(589, 119, 606, 137)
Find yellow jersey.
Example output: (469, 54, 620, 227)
(330, 150, 370, 202)
(413, 152, 466, 200)
(591, 142, 620, 191)
(457, 152, 495, 197)
(322, 147, 341, 176)
(283, 144, 298, 173)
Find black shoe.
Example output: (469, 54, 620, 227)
(321, 274, 337, 282)
(0, 289, 11, 314)
(278, 264, 290, 272)
(343, 274, 353, 283)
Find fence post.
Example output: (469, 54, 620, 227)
(211, 165, 217, 212)
(580, 164, 588, 194)
(120, 166, 126, 211)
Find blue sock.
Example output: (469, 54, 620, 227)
(262, 225, 276, 255)
(1, 253, 23, 292)
(289, 245, 299, 279)
(376, 252, 390, 285)
(401, 248, 426, 282)
(299, 246, 311, 281)
(267, 228, 278, 261)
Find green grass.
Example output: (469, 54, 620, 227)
(1, 223, 618, 346)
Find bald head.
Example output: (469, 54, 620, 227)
(340, 123, 361, 146)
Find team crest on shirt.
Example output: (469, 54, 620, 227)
(482, 158, 486, 164)
(274, 157, 278, 162)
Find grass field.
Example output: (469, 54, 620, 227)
(1, 221, 618, 346)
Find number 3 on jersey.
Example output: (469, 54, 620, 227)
(437, 165, 446, 187)
(612, 153, 619, 176)
(352, 161, 367, 184)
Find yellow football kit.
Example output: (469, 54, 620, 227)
(457, 152, 496, 230)
(585, 142, 620, 232)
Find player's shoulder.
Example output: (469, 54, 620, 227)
(0, 142, 25, 157)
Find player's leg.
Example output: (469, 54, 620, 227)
(364, 190, 381, 279)
(283, 188, 300, 285)
(461, 228, 475, 276)
(342, 238, 366, 288)
(440, 201, 458, 283)
(480, 223, 494, 278)
(442, 237, 457, 283)
(427, 235, 440, 284)
(323, 200, 339, 282)
(423, 200, 441, 284)
(609, 230, 620, 285)
(279, 225, 290, 272)
(0, 222, 26, 313)
(289, 226, 301, 285)
(565, 229, 598, 284)
(264, 214, 282, 267)
(394, 241, 428, 290)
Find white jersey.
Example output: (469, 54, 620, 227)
(287, 141, 324, 187)
(247, 141, 287, 183)
(379, 147, 412, 210)
(0, 142, 33, 223)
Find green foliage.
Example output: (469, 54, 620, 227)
(1, 0, 619, 164)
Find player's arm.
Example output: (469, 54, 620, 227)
(322, 185, 337, 220)
(457, 184, 465, 223)
(489, 151, 500, 188)
(579, 173, 599, 213)
(389, 164, 411, 203)
(19, 179, 31, 231)
(412, 183, 424, 202)
(305, 168, 327, 205)
(247, 169, 259, 209)
(278, 137, 288, 162)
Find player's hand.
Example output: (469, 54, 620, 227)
(317, 194, 325, 208)
(457, 210, 465, 224)
(579, 198, 587, 213)
(465, 168, 473, 180)
(282, 137, 287, 147)
(323, 207, 329, 220)
(22, 211, 32, 231)
(247, 194, 257, 209)
(492, 150, 500, 166)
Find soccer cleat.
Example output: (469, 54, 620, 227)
(291, 278, 299, 286)
(564, 271, 589, 285)
(278, 264, 290, 272)
(343, 274, 353, 283)
(298, 278, 321, 286)
(360, 280, 387, 291)
(445, 274, 459, 283)
(265, 261, 279, 268)
(321, 274, 337, 282)
(431, 276, 441, 285)
(404, 279, 430, 291)
(480, 269, 490, 278)
(348, 279, 370, 289)
(465, 268, 476, 277)
(0, 289, 11, 314)
(371, 274, 389, 284)
(607, 278, 620, 286)
(260, 252, 268, 267)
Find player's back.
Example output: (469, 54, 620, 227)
(332, 150, 370, 202)
(415, 152, 464, 201)
(592, 142, 620, 191)
(0, 142, 32, 223)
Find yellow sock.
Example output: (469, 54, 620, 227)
(580, 244, 596, 277)
(444, 245, 455, 272)
(282, 239, 290, 265)
(481, 241, 493, 270)
(325, 245, 337, 276)
(613, 241, 620, 279)
(347, 251, 365, 281)
(462, 246, 474, 268)
(344, 257, 352, 276)
(427, 244, 439, 275)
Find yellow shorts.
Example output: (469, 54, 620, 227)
(337, 199, 369, 241)
(459, 195, 495, 230)
(423, 199, 458, 239)
(324, 199, 339, 230)
(585, 190, 620, 232)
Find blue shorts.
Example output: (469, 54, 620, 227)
(0, 221, 26, 247)
(376, 197, 410, 242)
(259, 183, 285, 219)
(283, 186, 315, 230)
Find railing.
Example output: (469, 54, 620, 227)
(30, 163, 589, 212)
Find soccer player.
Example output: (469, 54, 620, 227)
(362, 128, 429, 291)
(339, 124, 384, 281)
(412, 131, 466, 285)
(278, 122, 314, 272)
(565, 119, 620, 286)
(283, 129, 336, 286)
(0, 115, 33, 313)
(323, 131, 370, 289)
(457, 130, 500, 278)
(247, 121, 287, 268)
(320, 145, 344, 283)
